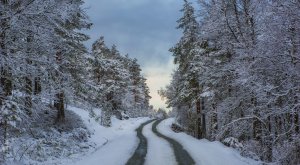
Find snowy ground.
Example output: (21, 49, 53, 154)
(6, 105, 261, 165)
(143, 121, 176, 165)
(63, 106, 150, 165)
(157, 118, 261, 165)
(60, 113, 260, 165)
(3, 107, 92, 165)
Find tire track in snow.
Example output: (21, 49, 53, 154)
(152, 120, 195, 165)
(143, 121, 177, 165)
(126, 119, 155, 165)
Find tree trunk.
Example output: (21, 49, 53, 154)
(0, 67, 5, 106)
(0, 68, 12, 104)
(0, 0, 11, 106)
(55, 92, 65, 123)
(34, 77, 41, 95)
(0, 4, 10, 160)
(2, 120, 8, 162)
(25, 77, 32, 115)
(264, 137, 273, 162)
(54, 51, 65, 123)
(202, 113, 206, 138)
(267, 116, 271, 132)
(196, 98, 202, 139)
(101, 110, 111, 127)
(253, 119, 261, 141)
(295, 112, 299, 133)
(289, 21, 297, 65)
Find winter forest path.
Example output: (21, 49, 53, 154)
(126, 119, 155, 165)
(152, 120, 195, 165)
(126, 119, 195, 165)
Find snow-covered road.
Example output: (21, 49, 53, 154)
(126, 119, 259, 165)
(157, 118, 261, 165)
(151, 120, 195, 165)
(143, 121, 176, 165)
(67, 107, 260, 165)
(66, 106, 150, 165)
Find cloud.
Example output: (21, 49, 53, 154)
(82, 0, 183, 109)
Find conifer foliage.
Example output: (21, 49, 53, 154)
(0, 0, 151, 162)
(160, 0, 300, 164)
(88, 37, 151, 126)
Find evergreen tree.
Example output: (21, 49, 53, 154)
(91, 38, 130, 126)
(89, 37, 151, 125)
(169, 0, 205, 138)
(162, 0, 300, 163)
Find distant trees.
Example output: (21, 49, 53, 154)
(88, 36, 151, 126)
(156, 108, 168, 119)
(160, 0, 300, 164)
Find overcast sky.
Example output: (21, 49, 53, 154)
(82, 0, 183, 110)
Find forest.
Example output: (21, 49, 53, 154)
(160, 0, 300, 164)
(0, 0, 151, 163)
(1, 0, 300, 165)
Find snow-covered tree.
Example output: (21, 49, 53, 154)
(126, 59, 151, 117)
(1, 0, 91, 161)
(89, 37, 150, 126)
(162, 0, 300, 163)
(168, 0, 206, 138)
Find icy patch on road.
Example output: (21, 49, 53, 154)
(143, 121, 177, 165)
(157, 118, 261, 165)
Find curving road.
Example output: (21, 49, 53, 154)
(126, 119, 195, 165)
(143, 121, 177, 165)
(126, 119, 155, 165)
(152, 120, 195, 165)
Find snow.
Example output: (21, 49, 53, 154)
(3, 105, 263, 165)
(2, 108, 92, 165)
(200, 91, 213, 97)
(223, 137, 244, 151)
(65, 106, 150, 165)
(157, 118, 261, 165)
(143, 121, 177, 165)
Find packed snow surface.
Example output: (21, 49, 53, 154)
(11, 105, 261, 165)
(143, 121, 177, 165)
(157, 118, 261, 165)
(66, 106, 150, 165)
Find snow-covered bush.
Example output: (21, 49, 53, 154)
(171, 123, 184, 133)
(222, 137, 244, 151)
(0, 98, 25, 162)
(0, 109, 92, 164)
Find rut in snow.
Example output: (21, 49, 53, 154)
(126, 119, 155, 165)
(152, 120, 195, 165)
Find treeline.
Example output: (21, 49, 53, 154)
(88, 37, 151, 126)
(0, 0, 150, 160)
(160, 0, 300, 164)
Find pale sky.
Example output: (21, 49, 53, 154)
(82, 0, 182, 110)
